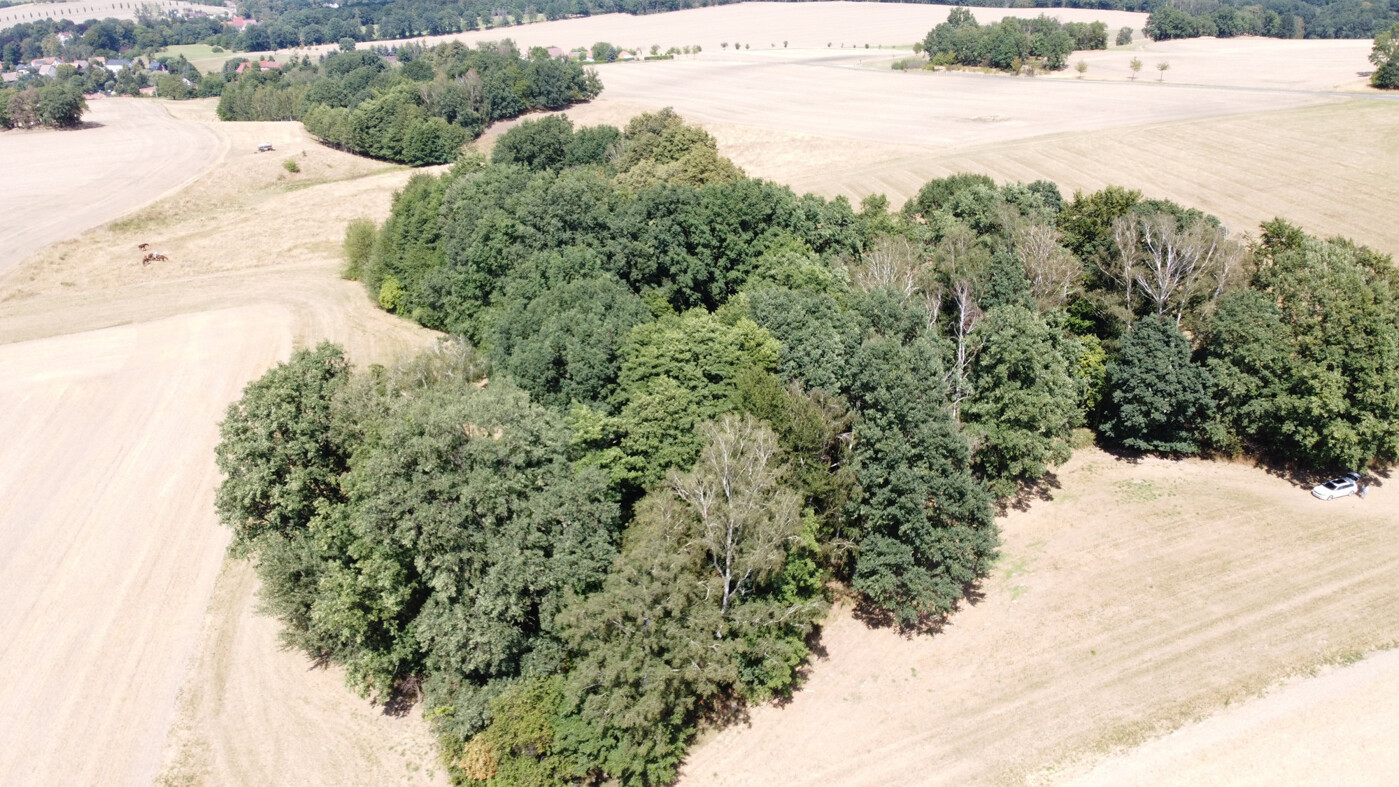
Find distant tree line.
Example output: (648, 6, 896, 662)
(215, 109, 1399, 786)
(1, 15, 230, 68)
(216, 40, 601, 165)
(1144, 0, 1398, 41)
(921, 8, 1108, 71)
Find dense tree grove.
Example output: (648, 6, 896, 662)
(1, 14, 230, 69)
(0, 68, 88, 129)
(922, 9, 1108, 71)
(217, 40, 600, 165)
(1143, 0, 1398, 40)
(217, 112, 1399, 785)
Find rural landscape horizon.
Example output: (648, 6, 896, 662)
(3, 1, 1399, 785)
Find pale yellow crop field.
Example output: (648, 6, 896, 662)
(0, 98, 222, 275)
(0, 100, 444, 786)
(0, 0, 222, 28)
(271, 2, 1149, 62)
(1052, 34, 1378, 91)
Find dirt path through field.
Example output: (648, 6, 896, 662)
(0, 98, 223, 276)
(1068, 646, 1399, 786)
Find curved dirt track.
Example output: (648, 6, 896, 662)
(0, 98, 223, 276)
(1072, 647, 1399, 786)
(0, 100, 445, 786)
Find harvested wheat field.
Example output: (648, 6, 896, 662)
(0, 98, 445, 787)
(2, 4, 1398, 784)
(680, 449, 1399, 786)
(1047, 35, 1378, 91)
(0, 0, 219, 28)
(0, 98, 223, 275)
(271, 2, 1148, 64)
(521, 39, 1394, 252)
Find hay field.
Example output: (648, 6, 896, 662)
(527, 42, 1393, 252)
(270, 2, 1148, 63)
(1048, 35, 1377, 91)
(679, 449, 1399, 786)
(0, 98, 222, 276)
(0, 0, 219, 28)
(734, 99, 1399, 254)
(0, 99, 445, 786)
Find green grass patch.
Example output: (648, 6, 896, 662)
(1114, 478, 1163, 503)
(157, 44, 241, 75)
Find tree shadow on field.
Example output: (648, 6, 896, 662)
(1003, 471, 1061, 513)
(769, 624, 832, 710)
(381, 675, 423, 718)
(1249, 454, 1391, 491)
(852, 580, 985, 639)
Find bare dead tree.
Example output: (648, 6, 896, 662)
(1102, 215, 1141, 321)
(670, 415, 801, 622)
(1209, 236, 1247, 305)
(945, 278, 983, 423)
(851, 235, 920, 296)
(1013, 221, 1083, 312)
(1134, 213, 1234, 325)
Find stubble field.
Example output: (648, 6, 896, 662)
(0, 99, 446, 787)
(0, 0, 219, 28)
(2, 4, 1398, 785)
(268, 2, 1148, 64)
(0, 98, 222, 276)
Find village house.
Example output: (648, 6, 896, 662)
(234, 60, 282, 74)
(226, 17, 259, 30)
(545, 46, 566, 59)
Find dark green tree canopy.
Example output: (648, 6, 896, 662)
(1099, 316, 1214, 454)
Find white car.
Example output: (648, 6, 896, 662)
(1312, 472, 1361, 500)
